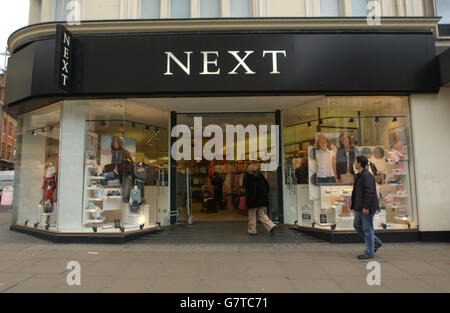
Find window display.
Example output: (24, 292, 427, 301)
(283, 96, 416, 231)
(12, 103, 61, 230)
(81, 100, 169, 232)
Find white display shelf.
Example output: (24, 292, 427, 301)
(88, 197, 105, 201)
(86, 219, 105, 224)
(88, 176, 106, 180)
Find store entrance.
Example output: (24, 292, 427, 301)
(174, 112, 279, 223)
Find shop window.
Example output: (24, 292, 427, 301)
(283, 96, 416, 231)
(352, 0, 368, 16)
(230, 0, 251, 17)
(82, 100, 169, 233)
(170, 0, 191, 18)
(141, 0, 160, 19)
(320, 0, 341, 16)
(436, 0, 450, 24)
(12, 103, 61, 230)
(200, 0, 220, 18)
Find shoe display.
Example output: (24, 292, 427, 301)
(85, 202, 98, 212)
(396, 187, 408, 197)
(94, 186, 106, 199)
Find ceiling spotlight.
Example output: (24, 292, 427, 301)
(349, 117, 354, 123)
(145, 125, 150, 132)
(307, 121, 312, 127)
(374, 116, 379, 123)
(32, 130, 37, 136)
(392, 116, 397, 122)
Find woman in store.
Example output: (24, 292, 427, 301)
(336, 133, 356, 184)
(315, 133, 338, 184)
(245, 163, 277, 236)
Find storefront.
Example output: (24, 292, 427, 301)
(4, 20, 449, 242)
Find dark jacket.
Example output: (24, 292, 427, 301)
(245, 171, 270, 209)
(336, 147, 356, 179)
(103, 147, 134, 177)
(351, 168, 379, 212)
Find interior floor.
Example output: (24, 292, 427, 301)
(191, 201, 248, 222)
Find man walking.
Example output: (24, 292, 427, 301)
(351, 155, 383, 259)
(245, 163, 277, 236)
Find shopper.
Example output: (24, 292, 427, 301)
(351, 155, 383, 259)
(245, 163, 277, 236)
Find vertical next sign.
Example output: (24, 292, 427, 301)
(55, 25, 73, 92)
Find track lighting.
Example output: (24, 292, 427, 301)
(374, 116, 379, 123)
(145, 125, 150, 132)
(32, 130, 37, 136)
(318, 119, 323, 125)
(101, 120, 106, 126)
(349, 117, 354, 123)
(392, 116, 397, 122)
(132, 122, 136, 128)
(307, 121, 311, 127)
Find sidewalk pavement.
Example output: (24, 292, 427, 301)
(0, 207, 449, 293)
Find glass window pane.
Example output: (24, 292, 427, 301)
(320, 0, 341, 16)
(200, 0, 220, 18)
(12, 103, 61, 230)
(436, 0, 450, 24)
(230, 0, 251, 17)
(352, 0, 368, 16)
(170, 0, 191, 18)
(54, 0, 70, 21)
(141, 0, 160, 19)
(283, 96, 415, 231)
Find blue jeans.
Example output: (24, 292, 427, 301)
(353, 211, 383, 258)
(317, 176, 336, 184)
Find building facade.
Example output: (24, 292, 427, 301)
(0, 73, 16, 171)
(3, 0, 450, 242)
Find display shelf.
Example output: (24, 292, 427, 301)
(88, 176, 106, 180)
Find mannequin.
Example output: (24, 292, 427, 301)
(133, 161, 149, 202)
(129, 185, 142, 214)
(40, 161, 57, 213)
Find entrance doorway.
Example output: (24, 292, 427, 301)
(174, 112, 280, 224)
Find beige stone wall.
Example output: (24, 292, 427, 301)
(29, 0, 432, 23)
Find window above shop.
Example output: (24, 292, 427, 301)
(435, 0, 450, 24)
(200, 0, 220, 18)
(140, 0, 161, 19)
(170, 0, 191, 18)
(28, 0, 437, 24)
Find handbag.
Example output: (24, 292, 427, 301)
(238, 196, 247, 211)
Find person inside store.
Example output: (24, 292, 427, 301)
(101, 136, 134, 201)
(351, 155, 383, 259)
(245, 163, 277, 236)
(336, 132, 356, 184)
(315, 133, 338, 184)
(295, 154, 309, 184)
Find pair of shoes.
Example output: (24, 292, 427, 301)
(357, 254, 374, 260)
(374, 244, 383, 253)
(270, 226, 277, 236)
